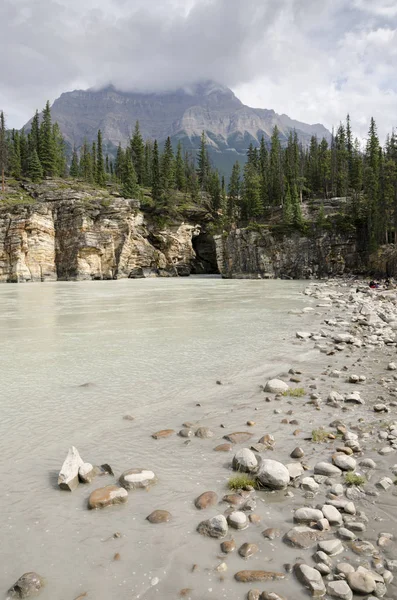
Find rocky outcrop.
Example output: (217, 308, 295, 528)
(215, 227, 366, 279)
(0, 187, 204, 282)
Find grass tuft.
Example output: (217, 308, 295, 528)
(345, 472, 366, 486)
(312, 428, 332, 443)
(227, 474, 258, 491)
(283, 388, 306, 398)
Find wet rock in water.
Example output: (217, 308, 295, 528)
(228, 511, 248, 530)
(294, 507, 324, 523)
(262, 528, 281, 540)
(78, 462, 95, 484)
(235, 571, 285, 583)
(247, 590, 261, 600)
(249, 513, 261, 524)
(146, 510, 171, 523)
(88, 485, 128, 509)
(294, 563, 326, 597)
(113, 552, 121, 561)
(257, 459, 290, 489)
(221, 539, 236, 553)
(214, 443, 233, 452)
(350, 539, 376, 556)
(283, 526, 330, 549)
(247, 420, 256, 427)
(233, 448, 258, 473)
(314, 462, 342, 477)
(260, 594, 286, 600)
(347, 571, 376, 594)
(317, 539, 344, 556)
(8, 572, 45, 598)
(264, 379, 290, 394)
(376, 476, 393, 490)
(195, 491, 218, 510)
(327, 580, 353, 600)
(332, 454, 357, 471)
(179, 589, 193, 598)
(224, 432, 253, 444)
(388, 362, 397, 371)
(58, 446, 84, 491)
(123, 414, 135, 421)
(223, 493, 248, 507)
(119, 468, 157, 490)
(286, 462, 304, 479)
(291, 447, 305, 458)
(321, 504, 343, 525)
(301, 477, 320, 492)
(238, 543, 259, 558)
(195, 427, 214, 438)
(152, 429, 175, 439)
(338, 527, 356, 540)
(179, 428, 193, 438)
(99, 463, 114, 476)
(197, 514, 228, 538)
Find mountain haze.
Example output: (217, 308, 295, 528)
(29, 81, 331, 176)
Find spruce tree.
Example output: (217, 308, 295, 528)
(0, 111, 7, 192)
(143, 141, 153, 188)
(241, 161, 261, 219)
(114, 144, 125, 182)
(269, 126, 283, 204)
(69, 147, 79, 178)
(259, 136, 269, 207)
(53, 123, 66, 177)
(39, 101, 56, 176)
(208, 171, 222, 211)
(79, 140, 94, 183)
(292, 183, 304, 227)
(121, 154, 139, 198)
(91, 142, 97, 179)
(27, 148, 43, 182)
(96, 130, 106, 186)
(19, 129, 29, 177)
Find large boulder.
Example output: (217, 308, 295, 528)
(257, 459, 290, 489)
(294, 563, 326, 597)
(264, 379, 289, 394)
(58, 446, 84, 491)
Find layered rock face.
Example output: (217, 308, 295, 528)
(0, 194, 202, 282)
(215, 228, 366, 279)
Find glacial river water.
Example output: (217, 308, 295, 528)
(0, 277, 322, 600)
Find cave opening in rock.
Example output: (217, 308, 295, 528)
(191, 232, 219, 274)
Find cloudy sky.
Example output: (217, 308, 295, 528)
(1, 0, 396, 140)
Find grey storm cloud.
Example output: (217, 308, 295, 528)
(1, 0, 397, 139)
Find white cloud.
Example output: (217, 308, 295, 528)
(0, 0, 396, 142)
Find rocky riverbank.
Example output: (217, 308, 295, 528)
(7, 279, 397, 600)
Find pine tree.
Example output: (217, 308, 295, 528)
(335, 123, 348, 197)
(318, 138, 331, 198)
(39, 101, 56, 176)
(96, 130, 106, 186)
(228, 161, 241, 219)
(27, 148, 43, 182)
(105, 155, 109, 174)
(151, 140, 161, 203)
(143, 141, 153, 188)
(160, 136, 175, 199)
(121, 154, 139, 198)
(197, 131, 209, 191)
(269, 126, 283, 204)
(175, 141, 186, 191)
(208, 171, 222, 211)
(364, 117, 381, 249)
(91, 142, 97, 178)
(131, 121, 145, 185)
(221, 176, 227, 215)
(114, 144, 125, 182)
(242, 158, 261, 220)
(9, 130, 22, 179)
(20, 129, 29, 177)
(53, 123, 66, 177)
(69, 146, 79, 178)
(259, 136, 269, 207)
(0, 111, 7, 192)
(30, 110, 40, 153)
(292, 183, 304, 227)
(283, 182, 293, 225)
(79, 140, 94, 183)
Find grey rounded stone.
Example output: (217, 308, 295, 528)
(264, 379, 290, 394)
(347, 571, 376, 594)
(294, 507, 324, 523)
(227, 511, 248, 530)
(327, 580, 353, 600)
(322, 504, 343, 525)
(257, 459, 290, 490)
(197, 514, 228, 538)
(119, 468, 157, 490)
(232, 448, 258, 473)
(332, 454, 357, 471)
(314, 462, 342, 477)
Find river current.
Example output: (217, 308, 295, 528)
(0, 277, 318, 600)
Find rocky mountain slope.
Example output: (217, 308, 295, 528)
(26, 81, 330, 176)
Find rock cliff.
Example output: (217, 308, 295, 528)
(0, 186, 205, 283)
(215, 227, 367, 279)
